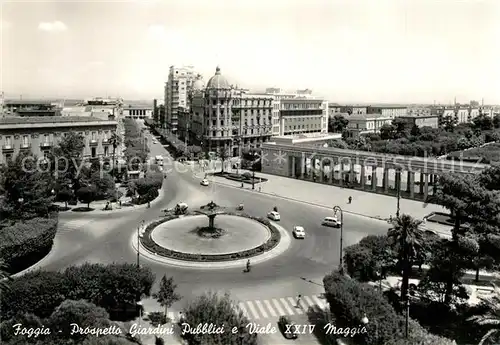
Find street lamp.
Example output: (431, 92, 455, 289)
(361, 313, 379, 343)
(333, 206, 344, 274)
(136, 220, 145, 267)
(238, 326, 245, 345)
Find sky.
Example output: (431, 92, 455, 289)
(1, 0, 500, 104)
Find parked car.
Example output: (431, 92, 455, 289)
(277, 316, 298, 339)
(267, 211, 281, 221)
(322, 216, 341, 228)
(200, 179, 209, 186)
(292, 226, 305, 239)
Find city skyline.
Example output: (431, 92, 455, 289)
(2, 0, 500, 104)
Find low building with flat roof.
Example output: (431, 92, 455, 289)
(398, 115, 439, 129)
(346, 113, 393, 137)
(0, 116, 117, 165)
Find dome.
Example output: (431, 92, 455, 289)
(206, 66, 230, 89)
(192, 75, 205, 90)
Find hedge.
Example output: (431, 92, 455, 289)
(141, 212, 281, 261)
(0, 214, 58, 274)
(322, 272, 456, 345)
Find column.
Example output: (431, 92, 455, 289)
(339, 159, 344, 186)
(291, 156, 296, 178)
(383, 168, 389, 193)
(371, 166, 377, 191)
(433, 174, 438, 194)
(300, 153, 305, 179)
(350, 162, 355, 184)
(329, 158, 334, 184)
(360, 164, 366, 189)
(310, 158, 315, 181)
(429, 174, 434, 185)
(408, 171, 415, 199)
(424, 173, 429, 199)
(319, 158, 324, 182)
(419, 173, 424, 194)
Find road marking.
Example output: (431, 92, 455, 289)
(280, 298, 295, 315)
(272, 299, 286, 316)
(288, 297, 303, 314)
(312, 295, 328, 310)
(263, 300, 277, 317)
(255, 300, 269, 319)
(246, 301, 260, 320)
(238, 302, 250, 319)
(303, 295, 315, 308)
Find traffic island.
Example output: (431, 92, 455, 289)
(135, 202, 291, 269)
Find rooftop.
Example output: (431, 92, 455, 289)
(0, 116, 115, 125)
(5, 100, 52, 105)
(349, 113, 392, 120)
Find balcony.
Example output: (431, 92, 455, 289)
(2, 144, 14, 152)
(20, 143, 31, 150)
(89, 139, 99, 146)
(102, 138, 110, 144)
(40, 141, 53, 148)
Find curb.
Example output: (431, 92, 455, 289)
(211, 179, 390, 222)
(131, 218, 292, 269)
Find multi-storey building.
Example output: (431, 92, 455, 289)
(346, 113, 393, 137)
(164, 65, 198, 133)
(339, 105, 367, 115)
(468, 107, 480, 122)
(179, 75, 205, 141)
(123, 105, 153, 120)
(456, 107, 469, 124)
(265, 89, 328, 136)
(328, 104, 342, 117)
(0, 116, 118, 165)
(480, 106, 493, 118)
(398, 115, 439, 129)
(407, 107, 431, 117)
(366, 105, 407, 119)
(3, 100, 61, 116)
(190, 67, 273, 155)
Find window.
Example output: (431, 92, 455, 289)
(5, 153, 12, 161)
(5, 136, 11, 146)
(212, 131, 216, 137)
(221, 120, 224, 126)
(92, 132, 96, 140)
(104, 146, 109, 156)
(22, 135, 29, 146)
(91, 147, 96, 158)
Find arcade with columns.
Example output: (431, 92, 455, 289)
(261, 143, 488, 201)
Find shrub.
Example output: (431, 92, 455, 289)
(0, 215, 58, 274)
(148, 311, 168, 326)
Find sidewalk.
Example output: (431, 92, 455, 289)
(209, 169, 447, 222)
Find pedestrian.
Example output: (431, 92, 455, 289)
(296, 294, 302, 307)
(241, 182, 244, 188)
(348, 196, 352, 204)
(147, 201, 151, 208)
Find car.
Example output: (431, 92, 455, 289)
(277, 316, 298, 339)
(152, 139, 158, 144)
(322, 216, 341, 228)
(267, 211, 281, 221)
(200, 179, 209, 186)
(292, 226, 305, 239)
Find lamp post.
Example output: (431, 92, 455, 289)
(396, 168, 401, 218)
(136, 220, 145, 267)
(361, 313, 379, 343)
(239, 326, 245, 345)
(333, 206, 344, 274)
(251, 150, 256, 190)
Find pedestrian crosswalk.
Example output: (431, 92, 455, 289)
(235, 295, 328, 321)
(57, 219, 96, 234)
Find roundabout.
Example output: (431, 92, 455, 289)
(133, 202, 292, 269)
(150, 214, 271, 255)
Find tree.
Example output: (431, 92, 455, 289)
(344, 235, 393, 282)
(410, 124, 420, 136)
(76, 185, 97, 209)
(217, 146, 230, 173)
(47, 300, 111, 342)
(493, 114, 500, 129)
(468, 283, 500, 345)
(380, 123, 396, 140)
(473, 114, 494, 130)
(387, 214, 424, 303)
(153, 275, 181, 319)
(57, 186, 73, 209)
(0, 151, 54, 220)
(441, 114, 458, 132)
(325, 139, 349, 149)
(328, 114, 349, 133)
(0, 259, 12, 294)
(392, 118, 410, 138)
(90, 172, 116, 199)
(182, 292, 257, 345)
(49, 132, 86, 193)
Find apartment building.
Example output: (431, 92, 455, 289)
(346, 113, 393, 137)
(0, 116, 118, 165)
(398, 115, 439, 129)
(190, 67, 273, 155)
(407, 106, 431, 117)
(366, 105, 407, 118)
(164, 65, 199, 133)
(178, 75, 205, 141)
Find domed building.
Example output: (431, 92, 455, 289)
(189, 66, 274, 155)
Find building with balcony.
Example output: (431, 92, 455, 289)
(164, 65, 199, 133)
(179, 75, 205, 141)
(339, 105, 367, 115)
(0, 116, 117, 165)
(366, 105, 407, 118)
(346, 113, 393, 137)
(398, 115, 439, 129)
(189, 66, 273, 156)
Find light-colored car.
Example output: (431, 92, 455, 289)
(293, 226, 305, 239)
(200, 179, 209, 186)
(322, 216, 341, 228)
(267, 211, 281, 221)
(152, 139, 158, 144)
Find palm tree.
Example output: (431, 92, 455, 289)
(387, 214, 424, 303)
(0, 259, 12, 293)
(110, 132, 121, 178)
(468, 283, 500, 345)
